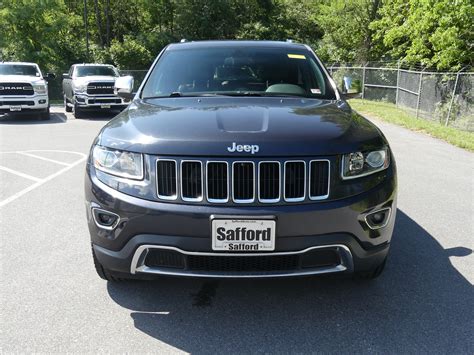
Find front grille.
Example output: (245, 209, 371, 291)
(86, 82, 114, 95)
(0, 83, 34, 96)
(144, 248, 341, 273)
(155, 158, 330, 204)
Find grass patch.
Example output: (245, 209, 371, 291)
(349, 99, 474, 152)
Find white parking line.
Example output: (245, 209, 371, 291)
(17, 152, 71, 166)
(0, 166, 43, 182)
(0, 150, 87, 208)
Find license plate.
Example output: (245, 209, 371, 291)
(101, 105, 111, 109)
(212, 219, 276, 251)
(9, 105, 22, 112)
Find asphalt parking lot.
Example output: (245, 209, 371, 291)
(1, 106, 473, 353)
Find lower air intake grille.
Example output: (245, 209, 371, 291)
(143, 248, 342, 273)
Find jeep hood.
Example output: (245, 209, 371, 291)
(99, 97, 387, 156)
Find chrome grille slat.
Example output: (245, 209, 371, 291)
(207, 162, 229, 203)
(284, 161, 306, 202)
(259, 161, 280, 203)
(232, 161, 255, 203)
(181, 161, 203, 202)
(309, 160, 330, 200)
(155, 158, 330, 204)
(156, 159, 177, 200)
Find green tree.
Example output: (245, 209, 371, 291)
(371, 0, 474, 70)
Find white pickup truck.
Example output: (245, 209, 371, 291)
(62, 64, 129, 118)
(0, 62, 54, 120)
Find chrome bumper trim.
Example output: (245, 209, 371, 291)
(130, 244, 354, 278)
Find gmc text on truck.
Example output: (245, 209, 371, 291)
(0, 62, 54, 120)
(62, 64, 129, 118)
(85, 41, 397, 282)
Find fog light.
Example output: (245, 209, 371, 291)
(365, 208, 391, 229)
(92, 208, 120, 230)
(39, 99, 46, 104)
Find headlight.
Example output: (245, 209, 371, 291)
(73, 82, 87, 93)
(342, 147, 389, 179)
(93, 145, 144, 180)
(33, 83, 47, 95)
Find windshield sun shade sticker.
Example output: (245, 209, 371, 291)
(287, 54, 306, 59)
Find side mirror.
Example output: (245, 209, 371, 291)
(62, 73, 70, 79)
(341, 92, 361, 100)
(340, 76, 361, 100)
(115, 76, 134, 100)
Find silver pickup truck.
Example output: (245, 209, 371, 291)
(62, 64, 129, 118)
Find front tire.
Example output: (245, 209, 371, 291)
(92, 246, 123, 281)
(73, 101, 84, 119)
(64, 95, 72, 112)
(354, 258, 387, 280)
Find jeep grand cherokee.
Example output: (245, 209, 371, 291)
(85, 40, 397, 281)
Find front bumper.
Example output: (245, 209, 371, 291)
(74, 94, 128, 109)
(0, 95, 48, 114)
(86, 167, 397, 278)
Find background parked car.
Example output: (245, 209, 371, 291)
(0, 62, 55, 120)
(62, 64, 130, 118)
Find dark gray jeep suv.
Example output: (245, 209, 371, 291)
(85, 40, 397, 281)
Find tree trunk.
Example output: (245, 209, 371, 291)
(94, 0, 104, 47)
(105, 0, 110, 47)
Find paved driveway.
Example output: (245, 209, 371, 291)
(1, 107, 472, 353)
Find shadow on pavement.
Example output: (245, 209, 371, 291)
(75, 110, 119, 121)
(0, 112, 67, 125)
(107, 209, 473, 353)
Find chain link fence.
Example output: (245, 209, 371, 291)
(329, 62, 474, 131)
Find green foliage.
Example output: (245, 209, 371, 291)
(0, 0, 471, 72)
(109, 36, 152, 69)
(371, 0, 474, 70)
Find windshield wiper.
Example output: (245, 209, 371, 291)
(143, 92, 233, 99)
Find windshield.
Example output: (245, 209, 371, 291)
(0, 64, 40, 76)
(142, 46, 336, 99)
(75, 66, 118, 77)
